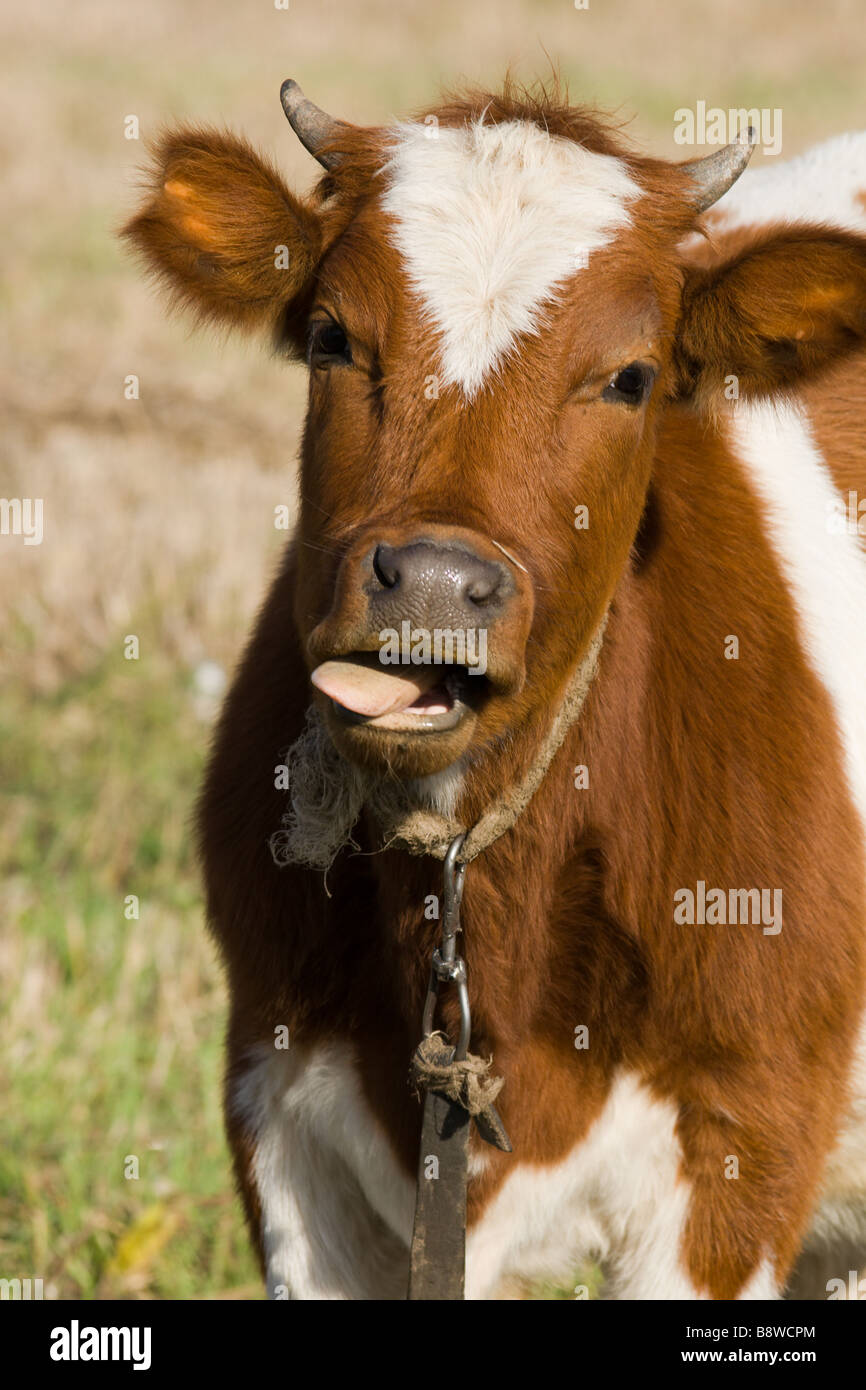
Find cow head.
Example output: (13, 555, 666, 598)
(124, 82, 866, 806)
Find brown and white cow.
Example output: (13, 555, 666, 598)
(124, 81, 866, 1300)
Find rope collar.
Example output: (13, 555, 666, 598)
(372, 612, 608, 864)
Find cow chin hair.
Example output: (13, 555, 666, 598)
(268, 704, 416, 873)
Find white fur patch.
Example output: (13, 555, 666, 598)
(727, 401, 866, 837)
(408, 764, 465, 818)
(710, 131, 866, 236)
(738, 1258, 782, 1300)
(380, 119, 641, 397)
(231, 1043, 415, 1299)
(466, 1072, 758, 1300)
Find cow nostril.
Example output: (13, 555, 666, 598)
(372, 544, 400, 590)
(465, 573, 500, 606)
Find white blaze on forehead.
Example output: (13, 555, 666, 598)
(380, 118, 642, 397)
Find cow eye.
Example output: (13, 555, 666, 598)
(603, 363, 654, 405)
(308, 320, 352, 367)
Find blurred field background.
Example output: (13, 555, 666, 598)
(2, 0, 864, 1300)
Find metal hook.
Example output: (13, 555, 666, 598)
(421, 833, 470, 1057)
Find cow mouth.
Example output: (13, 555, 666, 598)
(310, 654, 489, 733)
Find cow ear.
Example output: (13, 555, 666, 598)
(675, 227, 866, 400)
(122, 128, 321, 339)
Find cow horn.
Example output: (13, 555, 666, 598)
(280, 78, 343, 170)
(681, 127, 756, 213)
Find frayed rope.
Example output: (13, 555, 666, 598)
(410, 1032, 504, 1115)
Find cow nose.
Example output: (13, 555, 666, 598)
(370, 540, 512, 625)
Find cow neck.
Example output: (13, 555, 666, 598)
(371, 610, 608, 865)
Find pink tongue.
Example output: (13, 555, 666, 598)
(311, 659, 442, 717)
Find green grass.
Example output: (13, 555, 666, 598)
(0, 637, 261, 1299)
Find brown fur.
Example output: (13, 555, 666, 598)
(122, 128, 322, 333)
(676, 223, 866, 403)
